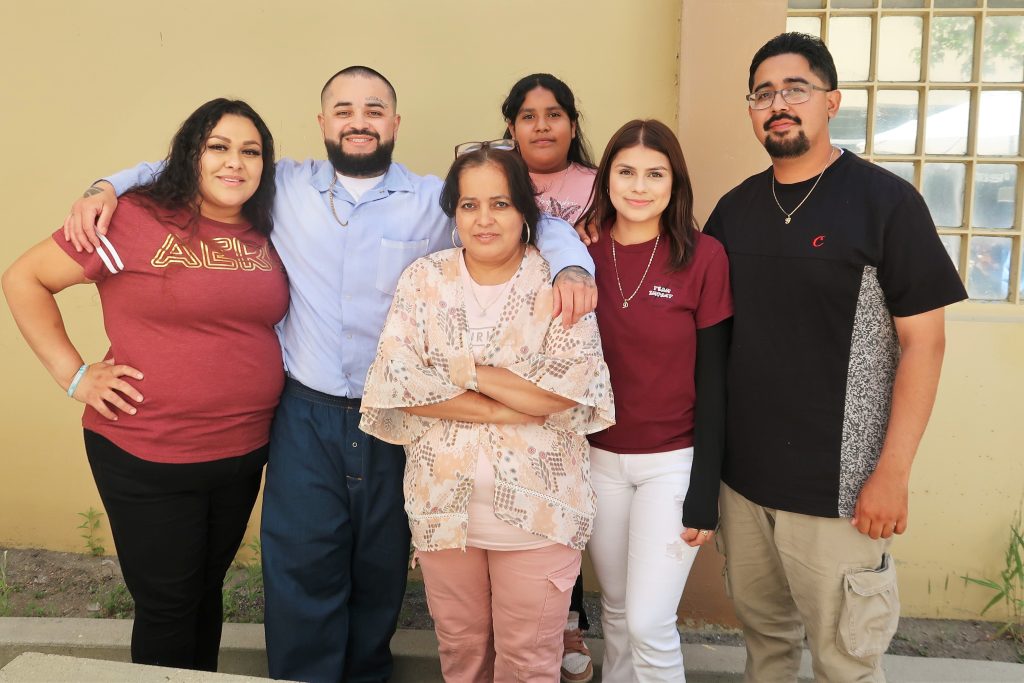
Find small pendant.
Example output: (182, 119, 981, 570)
(622, 300, 629, 309)
(784, 216, 792, 225)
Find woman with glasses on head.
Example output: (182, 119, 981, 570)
(501, 73, 599, 681)
(2, 99, 287, 672)
(579, 120, 732, 682)
(360, 143, 613, 682)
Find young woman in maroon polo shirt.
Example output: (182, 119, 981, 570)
(579, 119, 733, 682)
(2, 99, 287, 672)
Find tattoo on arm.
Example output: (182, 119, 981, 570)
(82, 186, 105, 199)
(557, 266, 593, 282)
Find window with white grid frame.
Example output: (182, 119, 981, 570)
(787, 0, 1024, 303)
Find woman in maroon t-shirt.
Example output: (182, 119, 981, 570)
(2, 99, 287, 672)
(578, 120, 733, 681)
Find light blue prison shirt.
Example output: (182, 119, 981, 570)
(105, 158, 594, 397)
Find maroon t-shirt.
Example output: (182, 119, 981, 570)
(53, 195, 289, 463)
(588, 230, 732, 454)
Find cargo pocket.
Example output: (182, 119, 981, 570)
(838, 552, 900, 658)
(535, 551, 582, 646)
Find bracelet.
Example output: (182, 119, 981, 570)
(67, 364, 89, 398)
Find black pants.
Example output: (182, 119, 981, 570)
(570, 573, 590, 631)
(84, 430, 267, 671)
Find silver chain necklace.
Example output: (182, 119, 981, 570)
(771, 146, 837, 225)
(610, 232, 660, 309)
(468, 272, 516, 314)
(328, 175, 348, 228)
(464, 253, 523, 314)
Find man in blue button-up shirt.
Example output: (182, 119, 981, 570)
(68, 66, 596, 683)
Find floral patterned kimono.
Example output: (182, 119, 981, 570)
(360, 246, 614, 552)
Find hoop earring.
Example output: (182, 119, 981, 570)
(522, 221, 531, 244)
(451, 227, 462, 248)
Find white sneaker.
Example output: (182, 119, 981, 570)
(560, 611, 593, 683)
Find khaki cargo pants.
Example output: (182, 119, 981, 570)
(718, 484, 899, 683)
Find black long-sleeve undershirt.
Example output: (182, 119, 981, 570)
(682, 317, 731, 530)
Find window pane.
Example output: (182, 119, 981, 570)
(989, 1, 1024, 11)
(877, 161, 916, 185)
(925, 90, 970, 155)
(973, 164, 1018, 230)
(934, 0, 979, 7)
(874, 90, 920, 154)
(878, 16, 923, 81)
(832, 89, 868, 152)
(967, 236, 1011, 301)
(833, 0, 874, 7)
(977, 91, 1022, 157)
(982, 16, 1024, 82)
(922, 163, 966, 227)
(830, 16, 873, 81)
(882, 0, 925, 7)
(939, 235, 962, 273)
(787, 16, 822, 37)
(929, 16, 975, 82)
(1020, 244, 1024, 300)
(788, 0, 824, 8)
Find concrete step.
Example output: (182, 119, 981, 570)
(1, 618, 1022, 682)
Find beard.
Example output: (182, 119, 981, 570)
(325, 132, 395, 178)
(763, 114, 811, 159)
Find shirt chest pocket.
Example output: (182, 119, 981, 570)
(376, 238, 430, 295)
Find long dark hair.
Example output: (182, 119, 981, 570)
(439, 148, 539, 245)
(579, 119, 698, 271)
(129, 98, 276, 236)
(500, 73, 596, 170)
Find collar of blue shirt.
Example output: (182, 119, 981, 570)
(311, 159, 417, 201)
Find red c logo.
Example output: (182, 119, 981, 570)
(812, 235, 825, 248)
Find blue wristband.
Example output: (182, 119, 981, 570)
(67, 364, 89, 398)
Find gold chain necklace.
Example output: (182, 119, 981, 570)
(771, 146, 837, 225)
(328, 175, 349, 228)
(610, 232, 660, 309)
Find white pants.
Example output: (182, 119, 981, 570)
(588, 447, 699, 683)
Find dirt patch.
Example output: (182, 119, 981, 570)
(1, 547, 1020, 663)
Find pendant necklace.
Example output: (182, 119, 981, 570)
(771, 146, 837, 225)
(611, 232, 660, 309)
(466, 256, 522, 314)
(328, 175, 349, 228)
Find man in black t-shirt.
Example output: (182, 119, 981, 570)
(704, 33, 966, 682)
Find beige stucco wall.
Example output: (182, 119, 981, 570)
(0, 0, 679, 558)
(1, 0, 1021, 624)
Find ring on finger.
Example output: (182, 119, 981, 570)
(699, 529, 710, 537)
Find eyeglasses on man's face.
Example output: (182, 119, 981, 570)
(454, 139, 516, 158)
(745, 84, 832, 110)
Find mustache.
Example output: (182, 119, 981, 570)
(343, 128, 380, 141)
(764, 113, 801, 131)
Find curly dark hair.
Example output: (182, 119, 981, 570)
(439, 148, 539, 245)
(500, 73, 596, 170)
(129, 98, 276, 236)
(579, 119, 698, 271)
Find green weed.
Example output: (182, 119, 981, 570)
(77, 508, 106, 557)
(963, 509, 1024, 646)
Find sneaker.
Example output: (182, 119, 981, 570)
(560, 611, 593, 683)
